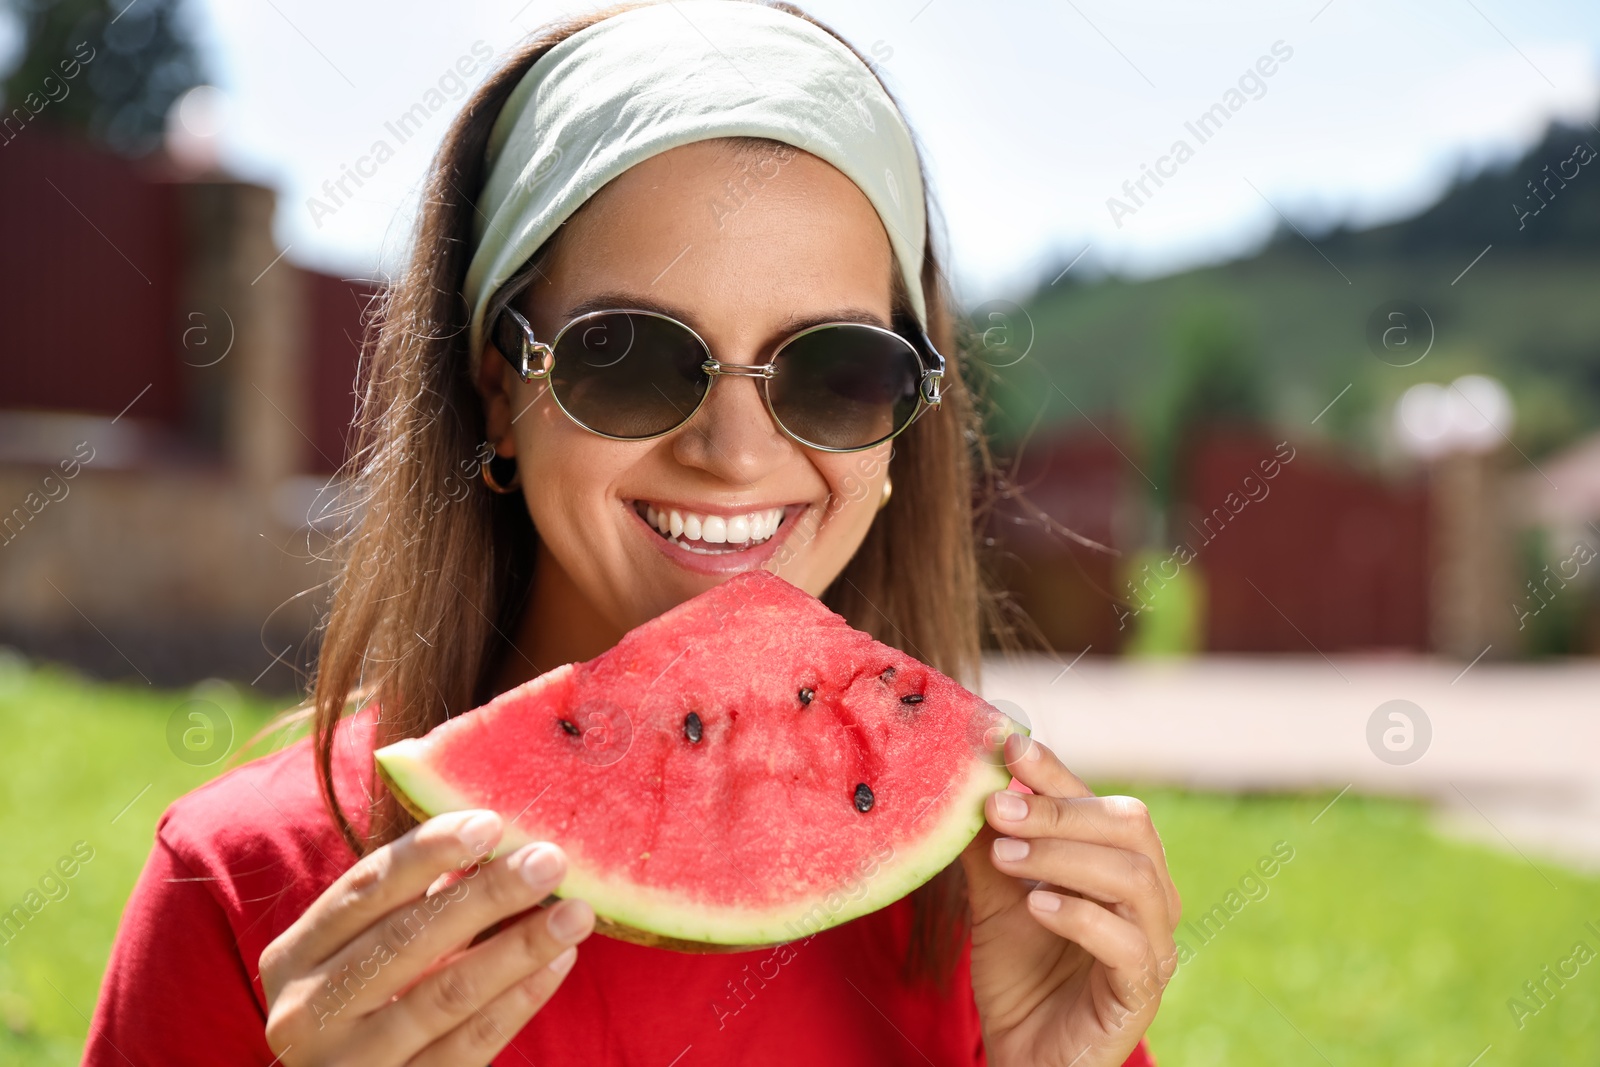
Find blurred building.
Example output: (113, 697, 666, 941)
(984, 424, 1139, 655)
(2, 127, 1578, 682)
(988, 426, 1433, 656)
(0, 131, 371, 689)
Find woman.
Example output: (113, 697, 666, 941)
(88, 2, 1178, 1063)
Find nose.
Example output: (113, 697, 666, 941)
(670, 367, 798, 485)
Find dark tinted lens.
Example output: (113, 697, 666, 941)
(550, 312, 709, 439)
(768, 325, 922, 449)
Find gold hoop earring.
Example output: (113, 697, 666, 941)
(878, 476, 893, 511)
(481, 447, 521, 494)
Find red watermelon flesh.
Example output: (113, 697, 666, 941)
(375, 570, 1019, 949)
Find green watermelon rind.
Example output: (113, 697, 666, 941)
(374, 723, 1020, 948)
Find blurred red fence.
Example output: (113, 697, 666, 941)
(0, 131, 373, 473)
(1186, 430, 1430, 653)
(0, 133, 186, 423)
(988, 427, 1431, 654)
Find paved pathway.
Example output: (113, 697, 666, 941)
(980, 655, 1600, 871)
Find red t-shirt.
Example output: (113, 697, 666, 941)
(87, 704, 1155, 1065)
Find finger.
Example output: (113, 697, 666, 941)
(988, 790, 1182, 926)
(262, 810, 504, 983)
(1004, 732, 1093, 800)
(990, 836, 1175, 965)
(309, 840, 568, 1013)
(1025, 891, 1170, 1018)
(361, 897, 594, 1062)
(406, 941, 581, 1067)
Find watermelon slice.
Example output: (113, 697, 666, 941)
(374, 571, 1019, 950)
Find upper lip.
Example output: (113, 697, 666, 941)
(630, 498, 802, 518)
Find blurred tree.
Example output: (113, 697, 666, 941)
(1312, 117, 1600, 257)
(1514, 527, 1597, 657)
(1, 0, 204, 155)
(1514, 373, 1597, 460)
(1120, 546, 1206, 658)
(1143, 306, 1267, 519)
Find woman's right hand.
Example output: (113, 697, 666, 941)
(260, 809, 594, 1065)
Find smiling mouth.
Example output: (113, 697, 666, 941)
(633, 501, 790, 555)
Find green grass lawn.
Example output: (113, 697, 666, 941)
(1139, 789, 1600, 1065)
(0, 656, 286, 1066)
(2, 655, 1597, 1065)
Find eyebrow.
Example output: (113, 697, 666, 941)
(559, 291, 892, 339)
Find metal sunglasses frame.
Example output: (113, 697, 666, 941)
(493, 305, 945, 454)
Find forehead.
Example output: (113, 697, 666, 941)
(537, 139, 896, 333)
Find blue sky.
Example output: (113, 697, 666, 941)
(37, 0, 1600, 303)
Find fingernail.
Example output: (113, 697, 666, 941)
(1029, 889, 1063, 913)
(513, 843, 564, 887)
(547, 946, 578, 975)
(993, 837, 1029, 862)
(1005, 732, 1026, 760)
(994, 790, 1029, 821)
(546, 899, 594, 944)
(1007, 731, 1040, 762)
(458, 811, 501, 851)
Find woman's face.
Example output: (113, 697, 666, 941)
(478, 139, 897, 636)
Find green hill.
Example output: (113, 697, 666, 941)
(985, 117, 1600, 464)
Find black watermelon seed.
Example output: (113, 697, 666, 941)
(879, 666, 896, 680)
(901, 694, 925, 705)
(798, 687, 814, 706)
(685, 711, 703, 743)
(853, 783, 874, 813)
(558, 719, 579, 736)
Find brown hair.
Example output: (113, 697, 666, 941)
(309, 0, 998, 989)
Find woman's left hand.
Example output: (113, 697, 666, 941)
(960, 731, 1181, 1067)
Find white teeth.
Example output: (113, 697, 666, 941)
(639, 503, 787, 549)
(755, 507, 779, 540)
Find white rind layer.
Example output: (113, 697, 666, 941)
(374, 729, 1017, 947)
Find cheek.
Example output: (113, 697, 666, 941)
(783, 452, 889, 588)
(818, 448, 891, 512)
(513, 393, 625, 531)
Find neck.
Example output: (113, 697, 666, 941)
(489, 544, 624, 694)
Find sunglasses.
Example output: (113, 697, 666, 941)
(490, 304, 945, 453)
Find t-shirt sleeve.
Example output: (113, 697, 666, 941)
(85, 834, 273, 1065)
(1124, 1038, 1156, 1066)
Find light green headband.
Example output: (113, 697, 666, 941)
(462, 0, 928, 371)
